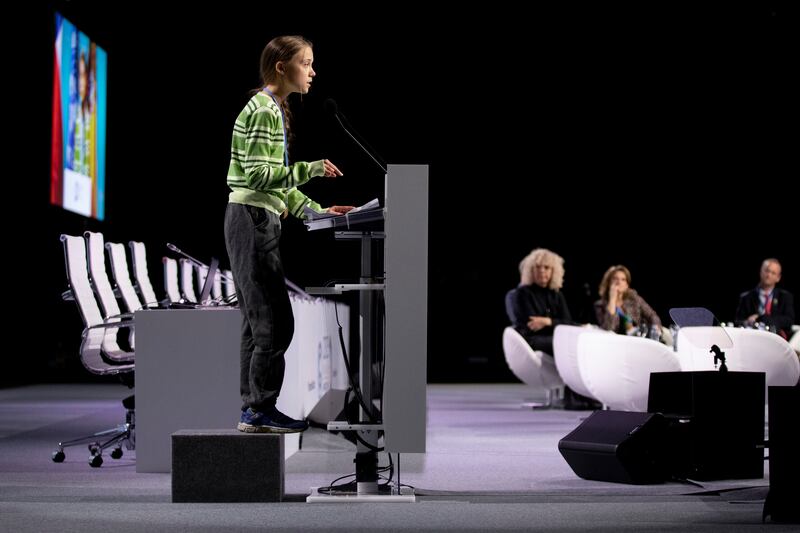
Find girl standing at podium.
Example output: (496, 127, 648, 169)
(224, 35, 353, 433)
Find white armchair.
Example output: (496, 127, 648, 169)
(789, 325, 800, 355)
(552, 324, 602, 401)
(676, 326, 799, 387)
(576, 331, 681, 412)
(502, 327, 564, 407)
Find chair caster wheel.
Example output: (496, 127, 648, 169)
(52, 450, 65, 463)
(89, 454, 103, 468)
(110, 448, 123, 460)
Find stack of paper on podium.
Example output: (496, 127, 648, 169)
(303, 198, 383, 230)
(303, 198, 380, 220)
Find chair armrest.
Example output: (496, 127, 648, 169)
(83, 314, 135, 332)
(104, 312, 135, 322)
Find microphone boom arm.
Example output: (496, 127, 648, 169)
(333, 114, 387, 174)
(166, 243, 234, 283)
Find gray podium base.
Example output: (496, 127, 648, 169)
(306, 486, 415, 503)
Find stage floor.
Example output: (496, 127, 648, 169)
(0, 383, 785, 532)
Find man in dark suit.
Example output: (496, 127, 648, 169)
(735, 258, 795, 339)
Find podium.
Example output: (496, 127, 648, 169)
(305, 164, 428, 501)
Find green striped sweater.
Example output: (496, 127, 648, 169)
(227, 92, 324, 218)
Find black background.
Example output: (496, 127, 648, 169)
(4, 2, 795, 386)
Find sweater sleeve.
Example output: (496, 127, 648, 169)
(595, 300, 619, 331)
(241, 105, 324, 191)
(636, 294, 662, 327)
(286, 187, 324, 220)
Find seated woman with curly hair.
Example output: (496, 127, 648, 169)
(508, 248, 573, 355)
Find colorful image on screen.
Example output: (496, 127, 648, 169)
(50, 12, 107, 220)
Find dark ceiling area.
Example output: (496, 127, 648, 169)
(5, 3, 795, 386)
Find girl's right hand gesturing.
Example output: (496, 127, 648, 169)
(322, 159, 343, 177)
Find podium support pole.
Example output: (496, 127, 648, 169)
(355, 231, 380, 494)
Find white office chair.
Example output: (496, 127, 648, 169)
(84, 231, 135, 360)
(106, 242, 144, 313)
(223, 269, 236, 300)
(57, 234, 135, 467)
(577, 330, 681, 412)
(212, 270, 223, 300)
(195, 264, 209, 297)
(676, 326, 799, 387)
(129, 241, 160, 307)
(163, 257, 181, 303)
(179, 258, 197, 303)
(553, 324, 602, 401)
(502, 327, 564, 408)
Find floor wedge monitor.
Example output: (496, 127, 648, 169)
(558, 410, 668, 484)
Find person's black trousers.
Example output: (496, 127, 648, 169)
(224, 203, 294, 413)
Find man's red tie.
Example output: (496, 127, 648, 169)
(765, 293, 773, 315)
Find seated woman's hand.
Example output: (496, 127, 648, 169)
(527, 316, 552, 332)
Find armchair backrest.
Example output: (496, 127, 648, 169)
(61, 234, 134, 376)
(223, 269, 236, 299)
(577, 331, 681, 411)
(676, 326, 799, 387)
(504, 288, 517, 324)
(179, 259, 197, 303)
(84, 231, 121, 318)
(553, 325, 599, 400)
(62, 234, 104, 328)
(195, 264, 209, 296)
(106, 242, 143, 313)
(212, 270, 223, 300)
(84, 231, 128, 354)
(162, 257, 181, 303)
(502, 326, 563, 390)
(790, 328, 800, 354)
(129, 241, 159, 307)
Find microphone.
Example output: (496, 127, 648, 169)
(167, 243, 306, 299)
(166, 243, 234, 283)
(324, 98, 387, 174)
(323, 98, 338, 116)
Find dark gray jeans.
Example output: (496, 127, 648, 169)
(224, 203, 294, 412)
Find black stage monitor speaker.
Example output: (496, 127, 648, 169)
(558, 410, 668, 484)
(648, 371, 764, 481)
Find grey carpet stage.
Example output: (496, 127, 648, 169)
(0, 384, 787, 532)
